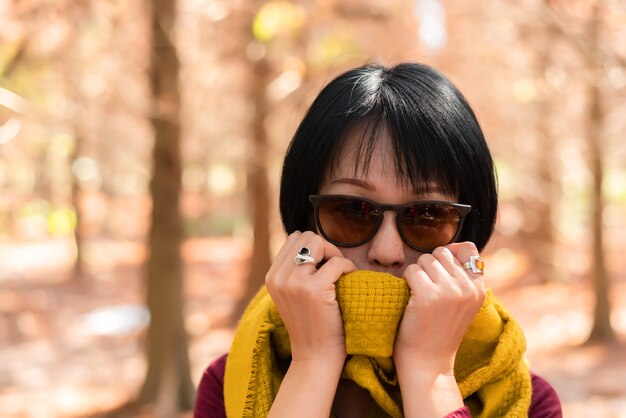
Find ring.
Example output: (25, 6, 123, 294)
(463, 255, 484, 274)
(294, 246, 316, 265)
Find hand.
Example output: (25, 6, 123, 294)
(265, 231, 357, 362)
(394, 242, 486, 374)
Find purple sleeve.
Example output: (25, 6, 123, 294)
(443, 373, 563, 418)
(445, 406, 472, 417)
(194, 357, 562, 418)
(194, 354, 228, 418)
(528, 372, 563, 417)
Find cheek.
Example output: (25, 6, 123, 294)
(338, 245, 424, 269)
(337, 246, 368, 268)
(405, 248, 423, 266)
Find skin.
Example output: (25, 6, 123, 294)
(266, 129, 487, 418)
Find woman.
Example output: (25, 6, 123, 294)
(195, 63, 562, 417)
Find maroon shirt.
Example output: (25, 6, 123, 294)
(194, 354, 562, 417)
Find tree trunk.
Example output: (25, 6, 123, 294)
(585, 0, 615, 344)
(62, 2, 91, 280)
(530, 94, 557, 282)
(232, 55, 273, 322)
(71, 143, 86, 278)
(138, 0, 195, 411)
(522, 23, 558, 284)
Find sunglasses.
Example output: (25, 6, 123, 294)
(309, 194, 471, 253)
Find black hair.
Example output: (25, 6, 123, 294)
(279, 63, 498, 252)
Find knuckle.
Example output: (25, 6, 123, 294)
(326, 255, 339, 265)
(476, 282, 487, 296)
(327, 255, 344, 264)
(404, 263, 418, 276)
(449, 284, 463, 299)
(288, 231, 302, 239)
(265, 278, 277, 295)
(285, 277, 304, 293)
(417, 254, 434, 266)
(454, 265, 466, 276)
(311, 234, 326, 248)
(297, 281, 317, 299)
(324, 256, 345, 269)
(468, 277, 485, 293)
(461, 286, 476, 300)
(463, 241, 478, 251)
(301, 230, 318, 240)
(472, 292, 486, 308)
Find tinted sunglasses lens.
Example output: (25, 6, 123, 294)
(317, 197, 380, 245)
(400, 203, 462, 251)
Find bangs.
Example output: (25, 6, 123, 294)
(327, 114, 461, 200)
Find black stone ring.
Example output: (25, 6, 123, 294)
(294, 246, 315, 265)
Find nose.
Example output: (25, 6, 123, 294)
(367, 211, 406, 267)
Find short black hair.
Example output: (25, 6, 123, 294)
(279, 63, 498, 252)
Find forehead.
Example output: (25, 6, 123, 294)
(333, 127, 394, 175)
(323, 125, 456, 203)
(326, 123, 437, 194)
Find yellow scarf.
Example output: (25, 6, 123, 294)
(224, 271, 532, 417)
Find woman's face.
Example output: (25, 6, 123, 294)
(317, 129, 455, 277)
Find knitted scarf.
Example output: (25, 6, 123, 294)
(224, 270, 532, 417)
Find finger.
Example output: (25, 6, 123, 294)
(319, 238, 345, 260)
(403, 263, 436, 292)
(292, 231, 327, 269)
(316, 256, 357, 283)
(473, 274, 486, 293)
(431, 247, 472, 290)
(267, 231, 303, 286)
(291, 231, 346, 271)
(270, 234, 321, 290)
(446, 241, 479, 265)
(432, 246, 464, 272)
(447, 241, 484, 280)
(416, 253, 449, 284)
(272, 231, 304, 266)
(433, 247, 476, 294)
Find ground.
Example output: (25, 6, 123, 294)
(0, 237, 624, 417)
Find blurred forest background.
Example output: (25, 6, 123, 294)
(0, 0, 625, 417)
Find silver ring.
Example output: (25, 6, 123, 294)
(294, 246, 316, 265)
(463, 255, 484, 274)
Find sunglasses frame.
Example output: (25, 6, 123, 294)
(309, 194, 472, 253)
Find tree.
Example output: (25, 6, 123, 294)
(584, 0, 615, 344)
(540, 0, 618, 344)
(136, 0, 195, 413)
(233, 53, 273, 321)
(63, 21, 89, 279)
(516, 0, 620, 343)
(231, 2, 293, 321)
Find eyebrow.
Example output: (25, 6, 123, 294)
(329, 178, 376, 191)
(329, 177, 445, 197)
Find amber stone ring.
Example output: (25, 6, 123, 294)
(463, 256, 484, 274)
